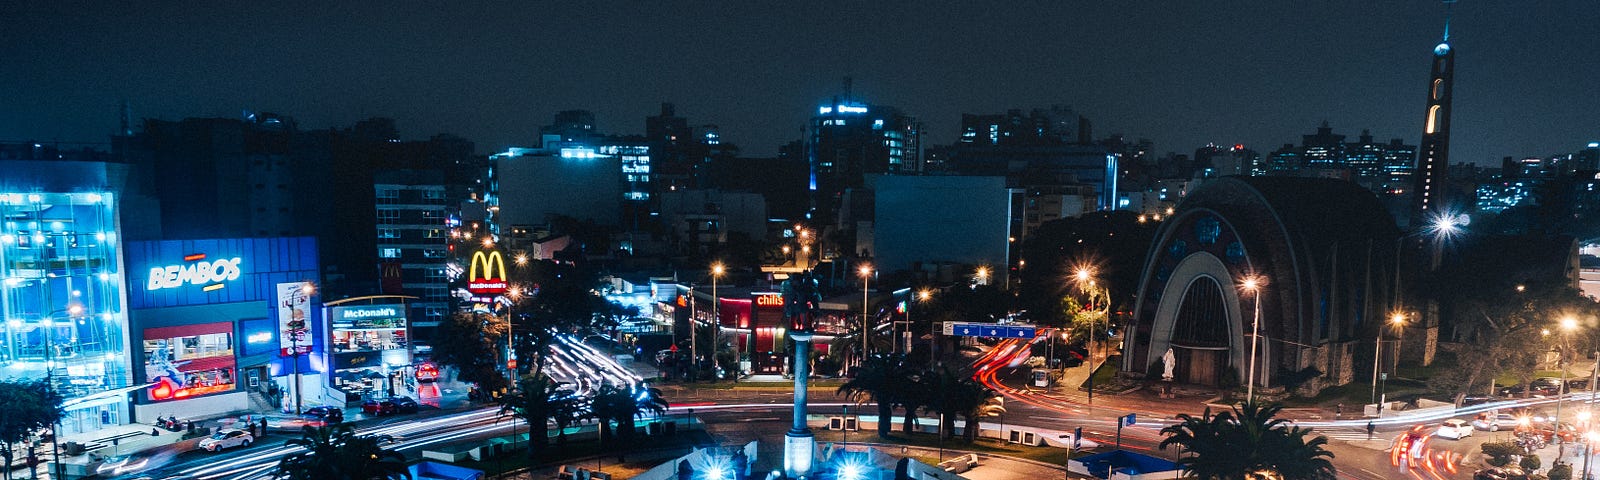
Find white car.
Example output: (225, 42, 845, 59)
(198, 429, 254, 452)
(1435, 419, 1473, 439)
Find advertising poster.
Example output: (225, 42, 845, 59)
(143, 322, 236, 401)
(277, 281, 312, 356)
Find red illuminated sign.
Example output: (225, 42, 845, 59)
(755, 293, 783, 308)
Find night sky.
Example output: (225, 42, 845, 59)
(3, 1, 1596, 164)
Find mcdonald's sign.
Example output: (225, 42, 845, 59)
(468, 250, 508, 295)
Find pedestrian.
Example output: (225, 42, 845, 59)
(1335, 403, 1343, 420)
(1366, 420, 1376, 440)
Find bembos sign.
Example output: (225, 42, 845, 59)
(468, 250, 508, 296)
(754, 293, 783, 308)
(146, 254, 243, 291)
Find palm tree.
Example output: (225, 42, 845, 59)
(499, 373, 570, 453)
(274, 424, 408, 480)
(919, 366, 999, 442)
(1158, 402, 1336, 480)
(588, 382, 669, 444)
(837, 354, 898, 438)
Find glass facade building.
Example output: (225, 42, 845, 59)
(0, 190, 132, 434)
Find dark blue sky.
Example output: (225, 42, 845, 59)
(2, 1, 1596, 164)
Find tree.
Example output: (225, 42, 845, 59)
(0, 380, 63, 480)
(273, 424, 407, 480)
(918, 366, 1000, 443)
(588, 383, 668, 445)
(837, 355, 898, 438)
(1158, 402, 1336, 480)
(512, 260, 624, 378)
(498, 373, 570, 453)
(430, 311, 509, 396)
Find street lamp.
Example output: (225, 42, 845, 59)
(975, 266, 990, 286)
(711, 263, 725, 378)
(1241, 276, 1263, 404)
(1073, 267, 1107, 404)
(1557, 316, 1579, 459)
(1374, 312, 1406, 413)
(858, 264, 872, 366)
(505, 286, 524, 383)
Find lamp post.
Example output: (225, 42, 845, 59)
(293, 282, 315, 416)
(858, 264, 873, 367)
(1583, 350, 1600, 480)
(1074, 267, 1106, 404)
(505, 286, 524, 384)
(1557, 316, 1579, 459)
(1241, 277, 1263, 404)
(711, 263, 725, 379)
(1373, 313, 1406, 414)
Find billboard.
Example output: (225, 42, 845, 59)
(467, 250, 508, 296)
(143, 322, 236, 401)
(277, 282, 312, 356)
(124, 237, 320, 309)
(240, 317, 277, 357)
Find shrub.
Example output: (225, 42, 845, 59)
(1549, 462, 1572, 480)
(1481, 442, 1518, 467)
(1520, 452, 1542, 472)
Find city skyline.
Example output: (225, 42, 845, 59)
(3, 1, 1597, 164)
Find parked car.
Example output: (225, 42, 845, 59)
(1435, 419, 1473, 439)
(1472, 412, 1518, 431)
(1519, 421, 1578, 443)
(1501, 377, 1566, 397)
(302, 406, 344, 423)
(391, 396, 420, 413)
(198, 429, 255, 452)
(1474, 467, 1530, 480)
(364, 396, 421, 416)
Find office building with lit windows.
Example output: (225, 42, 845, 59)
(806, 99, 922, 227)
(374, 170, 450, 349)
(0, 158, 134, 434)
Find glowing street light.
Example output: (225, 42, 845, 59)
(975, 266, 990, 286)
(1241, 275, 1265, 404)
(859, 264, 873, 365)
(1374, 312, 1406, 413)
(1556, 315, 1581, 458)
(712, 262, 726, 377)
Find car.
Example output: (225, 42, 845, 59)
(94, 450, 176, 477)
(1474, 467, 1530, 480)
(363, 396, 420, 415)
(1435, 419, 1473, 439)
(415, 363, 440, 383)
(1521, 421, 1579, 443)
(1472, 412, 1518, 431)
(1501, 377, 1566, 397)
(302, 406, 343, 423)
(197, 429, 254, 452)
(390, 396, 420, 413)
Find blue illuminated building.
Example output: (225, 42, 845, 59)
(124, 237, 322, 420)
(0, 158, 134, 434)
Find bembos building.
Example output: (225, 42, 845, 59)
(124, 237, 322, 420)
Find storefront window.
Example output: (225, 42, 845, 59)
(328, 305, 411, 394)
(0, 192, 130, 419)
(142, 322, 236, 401)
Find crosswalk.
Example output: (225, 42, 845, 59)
(1314, 427, 1386, 442)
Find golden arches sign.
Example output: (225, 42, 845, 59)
(468, 250, 508, 295)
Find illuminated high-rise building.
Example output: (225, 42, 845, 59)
(1413, 20, 1456, 220)
(806, 95, 921, 227)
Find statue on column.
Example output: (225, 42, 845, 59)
(781, 270, 822, 479)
